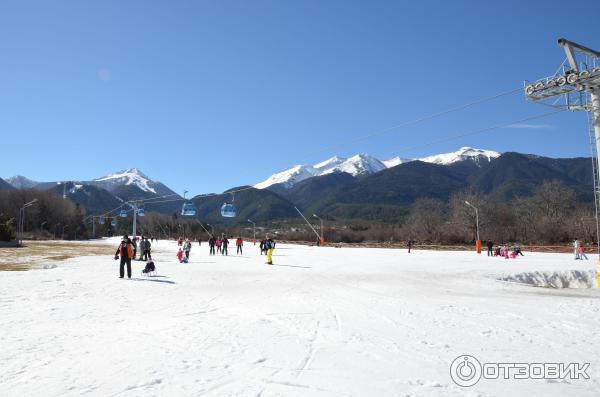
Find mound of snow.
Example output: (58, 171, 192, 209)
(499, 270, 596, 288)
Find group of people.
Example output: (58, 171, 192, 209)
(112, 232, 280, 278)
(486, 240, 524, 258)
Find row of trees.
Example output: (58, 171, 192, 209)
(1, 181, 595, 245)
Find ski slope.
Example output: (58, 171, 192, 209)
(1, 239, 599, 397)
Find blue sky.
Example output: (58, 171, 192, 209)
(1, 0, 599, 195)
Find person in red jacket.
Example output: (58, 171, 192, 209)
(114, 235, 134, 279)
(236, 237, 243, 254)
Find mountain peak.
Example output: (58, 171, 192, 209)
(419, 147, 500, 166)
(94, 168, 156, 193)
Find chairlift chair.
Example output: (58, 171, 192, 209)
(111, 219, 117, 226)
(120, 209, 128, 218)
(137, 208, 145, 217)
(98, 217, 105, 225)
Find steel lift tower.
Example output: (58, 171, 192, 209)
(525, 38, 600, 284)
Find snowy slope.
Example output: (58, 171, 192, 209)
(1, 239, 598, 397)
(6, 175, 39, 189)
(253, 165, 319, 189)
(320, 154, 386, 176)
(382, 156, 413, 168)
(419, 147, 500, 166)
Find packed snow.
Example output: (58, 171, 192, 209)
(94, 168, 158, 194)
(254, 147, 499, 189)
(1, 239, 599, 396)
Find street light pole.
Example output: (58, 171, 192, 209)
(247, 219, 256, 245)
(312, 214, 324, 246)
(464, 201, 481, 253)
(18, 199, 38, 246)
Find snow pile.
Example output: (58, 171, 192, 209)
(419, 147, 500, 166)
(94, 168, 157, 193)
(499, 270, 596, 288)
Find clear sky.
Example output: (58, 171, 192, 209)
(1, 0, 599, 195)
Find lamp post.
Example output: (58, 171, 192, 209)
(18, 199, 38, 246)
(247, 219, 256, 245)
(312, 214, 324, 246)
(464, 201, 481, 253)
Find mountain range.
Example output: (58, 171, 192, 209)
(1, 147, 594, 223)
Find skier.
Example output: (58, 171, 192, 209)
(265, 235, 275, 265)
(183, 239, 192, 260)
(216, 237, 222, 254)
(513, 243, 523, 257)
(578, 243, 588, 260)
(177, 247, 187, 263)
(259, 239, 265, 255)
(236, 237, 243, 254)
(144, 237, 152, 260)
(574, 238, 580, 260)
(131, 236, 138, 260)
(209, 236, 216, 255)
(406, 239, 413, 254)
(487, 240, 494, 257)
(178, 237, 183, 246)
(138, 237, 146, 261)
(114, 235, 134, 279)
(197, 237, 202, 247)
(222, 236, 229, 256)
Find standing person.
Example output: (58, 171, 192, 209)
(487, 240, 493, 256)
(222, 235, 229, 256)
(209, 236, 216, 255)
(184, 239, 192, 260)
(216, 237, 222, 254)
(177, 247, 185, 263)
(579, 243, 588, 260)
(114, 235, 134, 279)
(574, 238, 580, 260)
(138, 236, 146, 261)
(178, 237, 183, 246)
(197, 237, 202, 247)
(144, 237, 152, 260)
(131, 237, 138, 261)
(259, 239, 265, 255)
(236, 237, 243, 255)
(265, 235, 275, 265)
(406, 239, 413, 254)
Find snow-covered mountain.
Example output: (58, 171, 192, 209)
(6, 175, 39, 189)
(93, 168, 157, 193)
(254, 147, 500, 189)
(382, 156, 412, 168)
(91, 168, 179, 197)
(254, 165, 319, 190)
(418, 147, 500, 166)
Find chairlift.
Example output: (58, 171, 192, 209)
(181, 202, 197, 216)
(120, 209, 128, 218)
(137, 208, 145, 217)
(220, 191, 237, 218)
(111, 219, 117, 226)
(98, 217, 105, 225)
